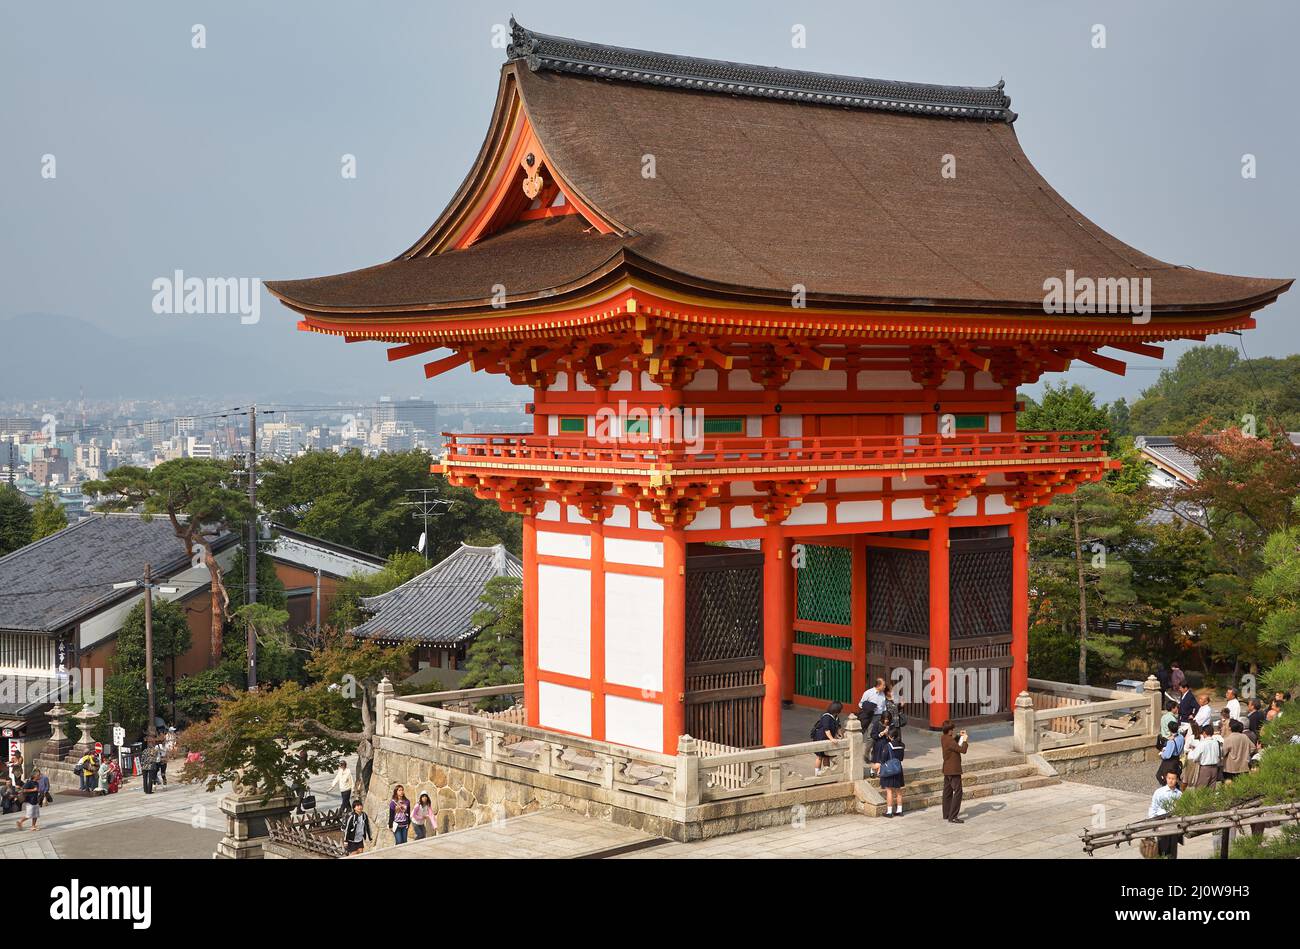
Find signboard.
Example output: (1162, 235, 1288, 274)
(94, 741, 103, 756)
(113, 725, 126, 747)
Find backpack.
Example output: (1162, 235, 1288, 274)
(810, 714, 835, 741)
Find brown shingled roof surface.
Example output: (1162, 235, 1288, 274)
(268, 215, 625, 311)
(269, 54, 1289, 317)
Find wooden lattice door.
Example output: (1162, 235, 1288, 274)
(684, 546, 765, 748)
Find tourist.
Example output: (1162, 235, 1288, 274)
(140, 741, 157, 795)
(77, 751, 96, 792)
(870, 712, 895, 765)
(342, 799, 372, 855)
(811, 701, 843, 776)
(389, 784, 412, 844)
(1189, 722, 1220, 787)
(0, 780, 18, 815)
(7, 748, 23, 785)
(107, 758, 122, 794)
(412, 793, 434, 840)
(1182, 721, 1202, 786)
(1246, 699, 1266, 742)
(1220, 720, 1256, 782)
(882, 684, 905, 732)
(96, 758, 110, 795)
(1147, 769, 1183, 858)
(1169, 662, 1185, 693)
(1157, 701, 1178, 750)
(14, 773, 40, 831)
(872, 727, 906, 818)
(1176, 682, 1197, 724)
(329, 759, 354, 811)
(1155, 719, 1183, 787)
(156, 737, 169, 786)
(857, 678, 887, 736)
(34, 768, 51, 806)
(940, 720, 968, 824)
(1224, 688, 1242, 725)
(1194, 693, 1214, 731)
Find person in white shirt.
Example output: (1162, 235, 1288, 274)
(1194, 694, 1214, 730)
(1189, 721, 1221, 787)
(858, 678, 887, 717)
(1148, 770, 1184, 857)
(328, 759, 355, 811)
(1224, 689, 1242, 725)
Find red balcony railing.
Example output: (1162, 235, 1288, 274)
(439, 430, 1108, 477)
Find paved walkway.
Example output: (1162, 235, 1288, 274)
(617, 781, 1214, 859)
(357, 807, 658, 859)
(0, 766, 344, 859)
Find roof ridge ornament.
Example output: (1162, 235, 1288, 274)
(506, 18, 1015, 122)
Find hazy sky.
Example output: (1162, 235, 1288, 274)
(3, 0, 1297, 404)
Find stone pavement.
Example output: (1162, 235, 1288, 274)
(0, 766, 345, 859)
(357, 807, 659, 859)
(616, 781, 1216, 859)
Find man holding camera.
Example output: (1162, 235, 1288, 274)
(940, 720, 969, 824)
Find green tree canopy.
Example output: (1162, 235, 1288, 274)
(1129, 345, 1300, 435)
(102, 598, 193, 737)
(460, 575, 524, 692)
(0, 487, 34, 556)
(30, 492, 67, 540)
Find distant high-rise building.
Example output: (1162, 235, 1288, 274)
(394, 396, 438, 435)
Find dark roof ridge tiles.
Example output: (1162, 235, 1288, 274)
(506, 18, 1015, 122)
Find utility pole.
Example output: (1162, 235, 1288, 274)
(143, 563, 155, 739)
(401, 488, 453, 564)
(112, 566, 178, 739)
(247, 403, 258, 690)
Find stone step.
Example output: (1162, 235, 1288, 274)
(865, 753, 1029, 787)
(884, 763, 1042, 795)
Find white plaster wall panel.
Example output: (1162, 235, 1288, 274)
(973, 371, 1002, 390)
(537, 564, 590, 678)
(605, 505, 631, 528)
(892, 497, 934, 520)
(637, 511, 664, 531)
(604, 537, 664, 567)
(811, 479, 828, 494)
(779, 415, 803, 438)
(836, 500, 884, 523)
(554, 372, 570, 391)
(537, 530, 591, 560)
(858, 370, 921, 391)
(746, 416, 762, 437)
(954, 496, 979, 517)
(547, 415, 558, 436)
(784, 502, 828, 526)
(986, 495, 1014, 515)
(684, 368, 718, 391)
(538, 681, 591, 737)
(684, 507, 722, 531)
(986, 472, 1011, 486)
(784, 370, 847, 391)
(639, 372, 662, 392)
(939, 370, 966, 390)
(728, 369, 763, 391)
(603, 694, 663, 752)
(836, 477, 884, 493)
(537, 500, 561, 522)
(988, 414, 1002, 433)
(903, 415, 923, 436)
(604, 573, 664, 693)
(730, 481, 759, 496)
(611, 370, 634, 391)
(575, 375, 595, 392)
(730, 505, 763, 529)
(565, 506, 590, 524)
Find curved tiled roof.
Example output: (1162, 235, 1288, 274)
(351, 544, 522, 645)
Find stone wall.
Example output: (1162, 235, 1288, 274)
(1040, 735, 1158, 775)
(362, 737, 859, 845)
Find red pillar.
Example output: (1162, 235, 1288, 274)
(522, 516, 539, 727)
(781, 536, 796, 703)
(590, 521, 606, 740)
(928, 516, 950, 728)
(850, 533, 868, 706)
(762, 523, 787, 747)
(1010, 510, 1030, 702)
(662, 529, 687, 754)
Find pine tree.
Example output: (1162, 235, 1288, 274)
(0, 487, 34, 556)
(459, 576, 524, 693)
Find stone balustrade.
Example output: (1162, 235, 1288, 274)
(1014, 675, 1162, 755)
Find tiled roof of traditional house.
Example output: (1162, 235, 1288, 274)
(0, 514, 235, 633)
(351, 543, 522, 644)
(1137, 436, 1202, 484)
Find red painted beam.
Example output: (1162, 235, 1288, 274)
(423, 351, 471, 379)
(1106, 340, 1164, 359)
(388, 341, 442, 362)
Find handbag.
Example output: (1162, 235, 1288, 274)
(300, 794, 317, 811)
(1139, 837, 1159, 859)
(878, 745, 903, 779)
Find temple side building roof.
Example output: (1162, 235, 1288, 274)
(351, 544, 522, 645)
